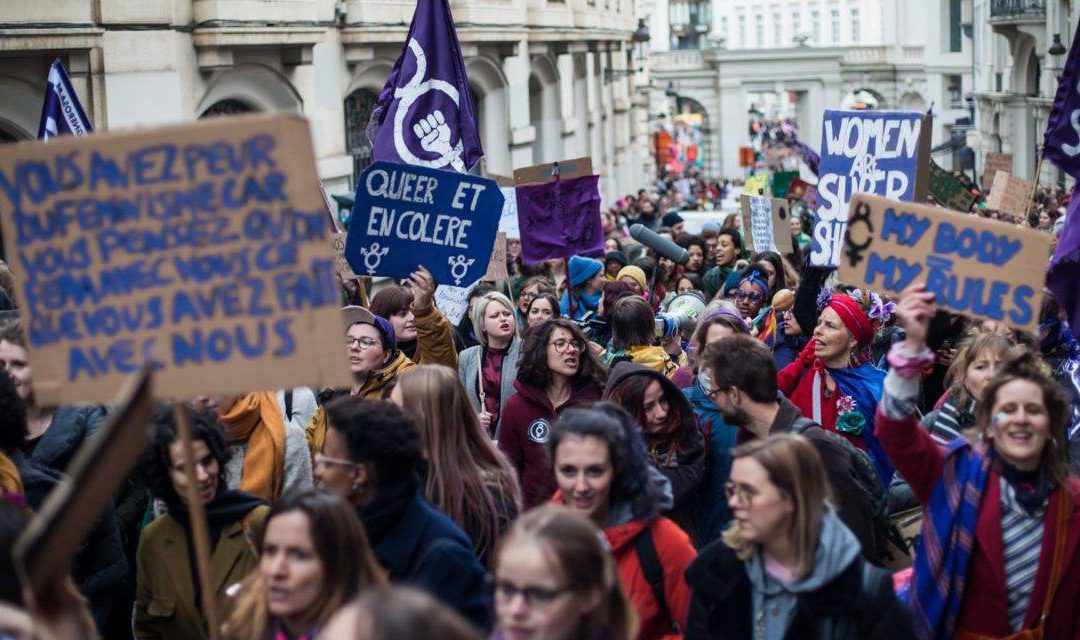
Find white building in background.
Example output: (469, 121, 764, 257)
(0, 0, 647, 205)
(972, 0, 1079, 186)
(647, 0, 975, 180)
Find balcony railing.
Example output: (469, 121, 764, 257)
(989, 0, 1046, 19)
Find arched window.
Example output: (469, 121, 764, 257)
(344, 89, 378, 190)
(199, 99, 257, 119)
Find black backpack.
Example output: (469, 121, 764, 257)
(635, 526, 681, 634)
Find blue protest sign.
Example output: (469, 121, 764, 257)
(812, 109, 930, 266)
(346, 161, 503, 286)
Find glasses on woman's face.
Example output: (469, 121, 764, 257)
(493, 580, 571, 608)
(345, 336, 379, 350)
(520, 290, 538, 302)
(549, 338, 585, 353)
(734, 290, 763, 304)
(724, 480, 760, 506)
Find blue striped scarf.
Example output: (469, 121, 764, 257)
(912, 438, 991, 639)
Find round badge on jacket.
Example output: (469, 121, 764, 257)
(527, 418, 551, 443)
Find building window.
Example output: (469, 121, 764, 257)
(772, 12, 782, 46)
(738, 14, 747, 48)
(949, 0, 963, 52)
(720, 16, 728, 41)
(830, 9, 840, 44)
(850, 8, 860, 42)
(199, 99, 256, 119)
(946, 75, 963, 107)
(811, 10, 820, 43)
(792, 10, 801, 41)
(670, 0, 710, 50)
(755, 14, 764, 47)
(344, 89, 378, 189)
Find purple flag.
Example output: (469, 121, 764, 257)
(516, 175, 604, 265)
(1044, 20, 1080, 179)
(368, 0, 482, 173)
(780, 121, 819, 175)
(1048, 187, 1080, 339)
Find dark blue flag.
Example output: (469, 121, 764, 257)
(368, 0, 483, 173)
(37, 59, 92, 140)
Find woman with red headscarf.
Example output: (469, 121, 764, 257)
(777, 290, 893, 484)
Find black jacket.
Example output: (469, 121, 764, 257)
(684, 540, 913, 640)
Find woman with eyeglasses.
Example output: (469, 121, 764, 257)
(136, 405, 269, 640)
(498, 319, 608, 509)
(877, 284, 1080, 639)
(490, 505, 638, 640)
(549, 403, 696, 640)
(223, 489, 386, 639)
(732, 266, 770, 325)
(391, 365, 521, 566)
(685, 434, 911, 640)
(459, 292, 522, 438)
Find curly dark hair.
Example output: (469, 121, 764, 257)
(516, 319, 607, 391)
(324, 397, 421, 486)
(0, 369, 27, 453)
(550, 402, 665, 522)
(144, 403, 232, 504)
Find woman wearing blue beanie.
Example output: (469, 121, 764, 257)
(560, 255, 605, 321)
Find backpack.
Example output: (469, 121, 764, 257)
(787, 415, 893, 562)
(635, 525, 681, 634)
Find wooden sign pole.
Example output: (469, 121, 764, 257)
(173, 402, 223, 640)
(1024, 145, 1044, 224)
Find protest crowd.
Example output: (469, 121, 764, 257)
(8, 2, 1080, 640)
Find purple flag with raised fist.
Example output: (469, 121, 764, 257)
(368, 0, 483, 173)
(516, 175, 604, 265)
(1044, 21, 1080, 179)
(1048, 188, 1080, 339)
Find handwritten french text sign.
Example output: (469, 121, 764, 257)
(812, 110, 931, 267)
(498, 186, 520, 239)
(0, 114, 351, 404)
(982, 152, 1012, 190)
(331, 232, 357, 281)
(839, 193, 1051, 334)
(346, 161, 502, 286)
(741, 195, 794, 254)
(986, 171, 1033, 218)
(434, 283, 474, 325)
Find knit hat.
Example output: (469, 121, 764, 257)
(616, 265, 648, 292)
(701, 221, 721, 235)
(568, 255, 604, 287)
(721, 269, 742, 297)
(826, 294, 873, 348)
(662, 211, 685, 228)
(342, 305, 397, 351)
(605, 250, 629, 268)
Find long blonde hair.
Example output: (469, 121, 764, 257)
(223, 490, 386, 639)
(396, 365, 521, 562)
(495, 506, 638, 640)
(722, 434, 831, 580)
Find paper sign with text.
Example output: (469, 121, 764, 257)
(346, 161, 503, 286)
(331, 232, 357, 281)
(986, 171, 1033, 218)
(434, 283, 474, 325)
(0, 115, 352, 404)
(740, 195, 794, 254)
(982, 152, 1012, 190)
(839, 193, 1051, 333)
(498, 186, 520, 239)
(812, 110, 931, 267)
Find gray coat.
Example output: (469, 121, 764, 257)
(458, 337, 521, 439)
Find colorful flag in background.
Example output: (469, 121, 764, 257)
(37, 59, 92, 140)
(368, 0, 483, 173)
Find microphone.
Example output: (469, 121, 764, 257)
(629, 224, 689, 265)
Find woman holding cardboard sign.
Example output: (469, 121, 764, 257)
(878, 283, 1080, 639)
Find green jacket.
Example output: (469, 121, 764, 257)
(134, 505, 269, 640)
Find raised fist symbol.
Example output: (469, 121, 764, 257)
(414, 111, 457, 159)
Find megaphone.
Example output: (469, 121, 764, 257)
(656, 291, 707, 339)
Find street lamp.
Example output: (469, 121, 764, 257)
(632, 18, 651, 44)
(665, 81, 679, 98)
(1048, 33, 1067, 80)
(604, 18, 650, 84)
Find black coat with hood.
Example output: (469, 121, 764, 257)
(603, 361, 706, 536)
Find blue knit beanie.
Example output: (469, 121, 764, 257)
(568, 255, 604, 287)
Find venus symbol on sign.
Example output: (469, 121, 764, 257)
(359, 243, 390, 275)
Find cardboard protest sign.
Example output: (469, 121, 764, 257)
(839, 193, 1052, 333)
(740, 195, 794, 254)
(331, 232, 357, 280)
(15, 369, 153, 597)
(742, 172, 770, 196)
(483, 232, 508, 281)
(513, 156, 593, 186)
(515, 174, 603, 265)
(0, 114, 351, 404)
(929, 161, 976, 212)
(812, 110, 932, 267)
(346, 160, 504, 286)
(982, 152, 1013, 190)
(986, 171, 1033, 218)
(498, 186, 520, 239)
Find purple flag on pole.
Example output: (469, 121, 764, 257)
(368, 0, 483, 173)
(1048, 188, 1080, 339)
(516, 175, 604, 265)
(780, 121, 819, 175)
(1044, 21, 1080, 179)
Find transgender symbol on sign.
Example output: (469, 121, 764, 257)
(393, 38, 466, 172)
(448, 255, 475, 285)
(360, 243, 390, 275)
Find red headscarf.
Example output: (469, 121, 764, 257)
(827, 294, 873, 348)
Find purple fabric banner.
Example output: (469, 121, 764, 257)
(1047, 187, 1080, 339)
(1044, 20, 1080, 179)
(516, 175, 604, 265)
(780, 121, 819, 175)
(368, 0, 483, 173)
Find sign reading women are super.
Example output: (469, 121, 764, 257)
(812, 110, 931, 267)
(345, 161, 502, 286)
